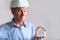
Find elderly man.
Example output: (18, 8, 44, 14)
(0, 0, 44, 40)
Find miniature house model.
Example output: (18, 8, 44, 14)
(35, 26, 47, 37)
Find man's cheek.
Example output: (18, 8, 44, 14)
(25, 13, 27, 16)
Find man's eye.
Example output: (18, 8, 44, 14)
(24, 10, 27, 12)
(24, 11, 26, 12)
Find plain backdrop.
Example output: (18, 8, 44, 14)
(0, 0, 60, 40)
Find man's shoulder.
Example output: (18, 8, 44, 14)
(0, 22, 11, 38)
(0, 22, 11, 30)
(25, 21, 35, 27)
(25, 21, 34, 25)
(0, 22, 9, 27)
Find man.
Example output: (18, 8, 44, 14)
(0, 0, 44, 40)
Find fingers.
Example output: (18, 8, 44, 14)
(36, 36, 44, 39)
(33, 36, 45, 40)
(42, 36, 44, 38)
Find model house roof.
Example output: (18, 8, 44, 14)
(35, 26, 46, 31)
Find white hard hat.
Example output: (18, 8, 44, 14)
(10, 0, 30, 8)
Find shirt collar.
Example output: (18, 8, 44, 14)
(10, 19, 27, 28)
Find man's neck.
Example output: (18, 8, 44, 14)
(13, 18, 24, 27)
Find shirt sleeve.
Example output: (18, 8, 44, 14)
(0, 25, 12, 40)
(0, 28, 8, 40)
(32, 25, 35, 36)
(31, 25, 35, 40)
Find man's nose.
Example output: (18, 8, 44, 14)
(21, 11, 25, 16)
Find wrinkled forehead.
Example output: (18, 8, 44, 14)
(11, 7, 28, 10)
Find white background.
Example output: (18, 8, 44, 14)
(0, 0, 60, 40)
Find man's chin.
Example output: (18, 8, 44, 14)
(17, 18, 25, 21)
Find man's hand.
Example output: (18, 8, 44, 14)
(33, 35, 45, 40)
